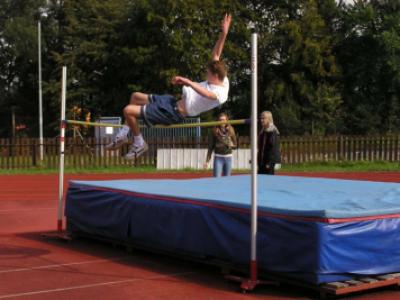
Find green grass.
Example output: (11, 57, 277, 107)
(0, 161, 398, 175)
(279, 160, 399, 172)
(0, 165, 153, 175)
(0, 165, 210, 175)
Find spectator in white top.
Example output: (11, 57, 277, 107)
(106, 14, 232, 160)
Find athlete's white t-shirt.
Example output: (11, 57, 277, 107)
(182, 77, 229, 116)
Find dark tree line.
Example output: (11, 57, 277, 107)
(0, 0, 399, 138)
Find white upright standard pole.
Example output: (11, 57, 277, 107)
(58, 66, 67, 232)
(249, 28, 258, 284)
(222, 29, 269, 291)
(38, 20, 44, 162)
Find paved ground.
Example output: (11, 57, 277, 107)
(0, 172, 399, 299)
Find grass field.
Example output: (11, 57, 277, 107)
(0, 160, 398, 175)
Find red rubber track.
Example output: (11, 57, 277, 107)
(0, 172, 399, 300)
(281, 171, 400, 182)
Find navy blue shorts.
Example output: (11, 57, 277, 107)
(141, 94, 184, 126)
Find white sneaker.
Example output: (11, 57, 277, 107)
(105, 127, 130, 150)
(125, 142, 149, 160)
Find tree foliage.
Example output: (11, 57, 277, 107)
(337, 0, 400, 134)
(0, 0, 399, 137)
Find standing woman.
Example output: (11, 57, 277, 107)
(258, 111, 281, 175)
(204, 112, 237, 177)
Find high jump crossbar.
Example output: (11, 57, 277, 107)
(64, 119, 250, 129)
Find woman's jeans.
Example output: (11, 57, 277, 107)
(213, 156, 232, 177)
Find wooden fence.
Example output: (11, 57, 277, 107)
(0, 135, 399, 170)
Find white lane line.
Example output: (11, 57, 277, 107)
(0, 256, 130, 274)
(0, 208, 55, 214)
(0, 271, 195, 299)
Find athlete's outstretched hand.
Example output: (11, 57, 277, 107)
(221, 13, 232, 36)
(212, 13, 232, 61)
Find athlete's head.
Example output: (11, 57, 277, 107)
(206, 60, 227, 84)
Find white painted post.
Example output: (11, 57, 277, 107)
(38, 20, 44, 161)
(250, 29, 258, 282)
(57, 66, 67, 232)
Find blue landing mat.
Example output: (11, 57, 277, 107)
(65, 175, 400, 284)
(69, 175, 400, 219)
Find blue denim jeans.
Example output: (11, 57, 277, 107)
(213, 156, 232, 177)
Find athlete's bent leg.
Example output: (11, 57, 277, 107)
(129, 92, 149, 105)
(123, 104, 148, 160)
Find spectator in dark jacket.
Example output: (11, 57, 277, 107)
(204, 112, 237, 177)
(258, 111, 281, 175)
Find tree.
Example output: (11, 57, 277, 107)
(0, 0, 46, 137)
(261, 0, 341, 135)
(337, 0, 400, 134)
(1, 0, 398, 138)
(45, 0, 130, 132)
